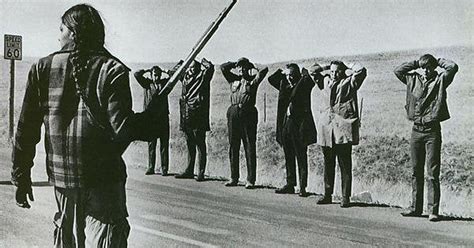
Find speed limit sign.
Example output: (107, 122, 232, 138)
(4, 34, 22, 60)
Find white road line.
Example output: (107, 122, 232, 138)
(140, 214, 230, 235)
(133, 224, 220, 248)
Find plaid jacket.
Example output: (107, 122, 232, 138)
(12, 45, 162, 188)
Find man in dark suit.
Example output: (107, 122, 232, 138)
(134, 66, 171, 176)
(268, 64, 317, 197)
(220, 57, 268, 189)
(175, 58, 215, 181)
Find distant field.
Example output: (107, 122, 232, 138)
(1, 46, 472, 216)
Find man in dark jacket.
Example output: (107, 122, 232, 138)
(268, 64, 317, 197)
(394, 54, 458, 222)
(175, 58, 215, 181)
(221, 57, 268, 189)
(134, 66, 172, 176)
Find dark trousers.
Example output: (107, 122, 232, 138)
(410, 129, 442, 215)
(322, 144, 352, 200)
(183, 129, 207, 176)
(227, 105, 258, 184)
(282, 117, 308, 189)
(148, 121, 170, 173)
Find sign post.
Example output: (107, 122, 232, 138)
(4, 34, 22, 143)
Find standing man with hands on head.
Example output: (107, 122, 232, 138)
(309, 60, 367, 208)
(220, 57, 268, 189)
(394, 54, 458, 222)
(268, 64, 317, 197)
(134, 64, 179, 176)
(175, 58, 215, 181)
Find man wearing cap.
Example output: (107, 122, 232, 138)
(268, 64, 317, 197)
(175, 58, 215, 181)
(220, 57, 268, 189)
(134, 65, 171, 176)
(309, 60, 367, 208)
(394, 54, 458, 222)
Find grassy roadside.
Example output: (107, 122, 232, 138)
(2, 46, 473, 217)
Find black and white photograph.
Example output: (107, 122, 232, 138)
(0, 0, 473, 247)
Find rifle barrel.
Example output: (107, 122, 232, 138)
(159, 0, 237, 95)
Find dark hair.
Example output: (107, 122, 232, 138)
(286, 63, 301, 82)
(151, 66, 162, 73)
(418, 54, 437, 68)
(330, 60, 347, 71)
(286, 63, 300, 73)
(62, 4, 105, 94)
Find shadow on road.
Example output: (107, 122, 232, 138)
(0, 181, 51, 187)
(349, 202, 398, 208)
(421, 215, 473, 222)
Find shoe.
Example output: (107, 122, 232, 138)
(196, 174, 205, 182)
(400, 210, 422, 217)
(340, 199, 350, 208)
(175, 172, 194, 179)
(161, 171, 169, 176)
(245, 182, 255, 189)
(145, 169, 154, 175)
(428, 214, 440, 222)
(275, 185, 295, 194)
(317, 195, 332, 204)
(225, 180, 238, 187)
(299, 189, 310, 197)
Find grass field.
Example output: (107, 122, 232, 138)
(1, 45, 472, 217)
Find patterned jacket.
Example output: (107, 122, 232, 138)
(12, 44, 166, 188)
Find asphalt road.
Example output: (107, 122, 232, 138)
(0, 150, 473, 247)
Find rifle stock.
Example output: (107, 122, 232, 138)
(159, 0, 237, 96)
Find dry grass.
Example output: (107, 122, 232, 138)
(2, 46, 473, 217)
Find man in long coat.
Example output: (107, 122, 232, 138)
(268, 64, 317, 197)
(310, 61, 367, 207)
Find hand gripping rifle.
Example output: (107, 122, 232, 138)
(159, 0, 238, 96)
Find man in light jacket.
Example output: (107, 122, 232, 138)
(394, 54, 458, 222)
(309, 60, 367, 208)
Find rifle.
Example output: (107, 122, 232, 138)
(359, 97, 364, 127)
(159, 0, 238, 96)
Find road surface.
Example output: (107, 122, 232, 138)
(0, 149, 473, 247)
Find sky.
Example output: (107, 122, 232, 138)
(1, 0, 473, 64)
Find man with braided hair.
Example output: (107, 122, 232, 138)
(11, 4, 169, 247)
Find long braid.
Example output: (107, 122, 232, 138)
(61, 4, 113, 135)
(62, 4, 105, 95)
